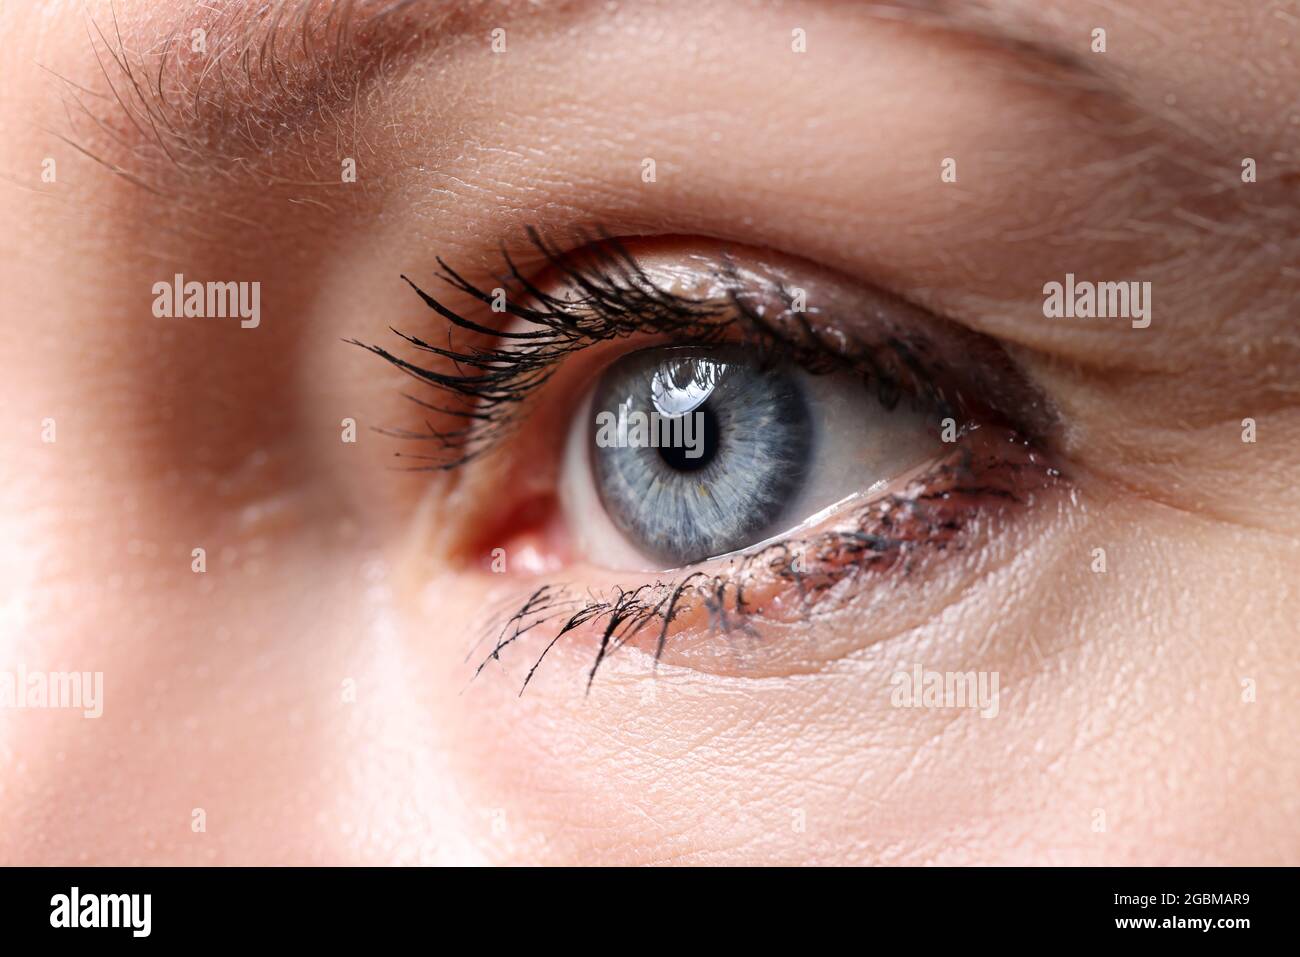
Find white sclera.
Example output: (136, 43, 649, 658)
(559, 358, 943, 573)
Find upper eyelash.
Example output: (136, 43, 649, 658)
(349, 229, 732, 469)
(346, 231, 1058, 689)
(348, 228, 947, 470)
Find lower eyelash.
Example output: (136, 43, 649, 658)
(361, 233, 1061, 684)
(475, 427, 1062, 694)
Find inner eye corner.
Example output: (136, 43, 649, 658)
(389, 237, 1060, 592)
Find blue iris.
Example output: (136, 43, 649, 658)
(591, 347, 813, 566)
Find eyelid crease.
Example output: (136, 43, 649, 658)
(371, 235, 1067, 688)
(350, 229, 738, 469)
(354, 229, 1059, 471)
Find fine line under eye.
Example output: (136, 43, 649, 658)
(479, 427, 1063, 694)
(348, 232, 1064, 690)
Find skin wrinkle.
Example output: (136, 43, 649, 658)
(0, 0, 1296, 866)
(53, 0, 1294, 234)
(536, 473, 1077, 683)
(40, 0, 615, 194)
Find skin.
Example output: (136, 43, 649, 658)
(0, 0, 1296, 865)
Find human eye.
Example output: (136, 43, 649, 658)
(567, 341, 940, 570)
(10, 0, 1296, 872)
(357, 234, 1063, 685)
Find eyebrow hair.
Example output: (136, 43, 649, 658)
(57, 0, 1130, 181)
(55, 0, 1250, 212)
(50, 0, 468, 181)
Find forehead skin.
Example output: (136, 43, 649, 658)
(0, 0, 1296, 865)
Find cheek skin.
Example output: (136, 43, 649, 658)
(407, 477, 1298, 865)
(0, 0, 1295, 868)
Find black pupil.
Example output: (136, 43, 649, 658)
(658, 402, 720, 472)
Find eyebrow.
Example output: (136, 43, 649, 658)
(58, 0, 1129, 179)
(55, 0, 472, 178)
(55, 0, 1190, 196)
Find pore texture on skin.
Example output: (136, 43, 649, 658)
(0, 0, 1295, 870)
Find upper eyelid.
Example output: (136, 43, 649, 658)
(348, 232, 741, 469)
(353, 232, 1060, 476)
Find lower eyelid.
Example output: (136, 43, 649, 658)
(473, 426, 1065, 686)
(373, 236, 1067, 683)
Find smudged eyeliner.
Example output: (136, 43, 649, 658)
(476, 426, 1061, 694)
(356, 228, 1065, 689)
